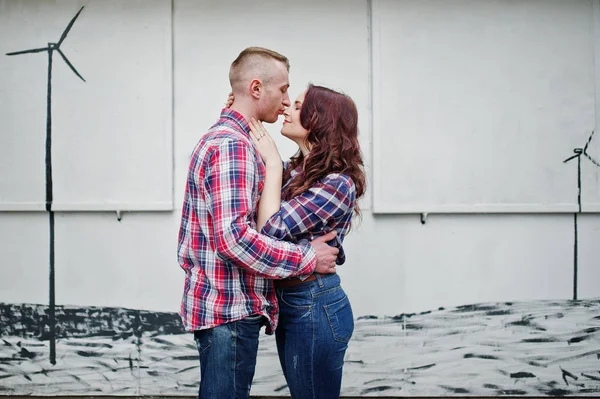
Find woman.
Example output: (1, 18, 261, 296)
(229, 84, 365, 398)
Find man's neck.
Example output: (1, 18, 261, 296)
(229, 102, 259, 127)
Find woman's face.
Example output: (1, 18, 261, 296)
(281, 89, 309, 144)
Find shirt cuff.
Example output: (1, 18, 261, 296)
(297, 242, 316, 276)
(261, 211, 289, 240)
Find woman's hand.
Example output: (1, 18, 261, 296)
(224, 92, 234, 108)
(249, 118, 282, 169)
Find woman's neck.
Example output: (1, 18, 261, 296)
(295, 139, 310, 156)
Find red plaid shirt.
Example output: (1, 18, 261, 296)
(177, 109, 316, 334)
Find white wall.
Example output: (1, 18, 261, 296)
(0, 0, 173, 211)
(1, 0, 599, 322)
(372, 0, 600, 213)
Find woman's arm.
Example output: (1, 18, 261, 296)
(257, 163, 283, 231)
(248, 118, 283, 231)
(261, 174, 356, 241)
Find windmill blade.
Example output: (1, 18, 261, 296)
(584, 130, 595, 152)
(56, 6, 85, 48)
(57, 49, 85, 82)
(563, 153, 580, 163)
(584, 153, 600, 168)
(6, 47, 49, 56)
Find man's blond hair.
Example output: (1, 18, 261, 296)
(229, 47, 290, 94)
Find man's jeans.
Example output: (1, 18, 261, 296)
(193, 314, 264, 399)
(275, 273, 354, 399)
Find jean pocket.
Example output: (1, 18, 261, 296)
(278, 291, 312, 309)
(193, 329, 213, 355)
(324, 295, 354, 343)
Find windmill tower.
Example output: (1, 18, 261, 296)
(6, 6, 86, 365)
(563, 130, 599, 301)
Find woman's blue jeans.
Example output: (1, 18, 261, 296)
(275, 273, 354, 399)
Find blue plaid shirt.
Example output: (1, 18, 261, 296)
(261, 163, 357, 271)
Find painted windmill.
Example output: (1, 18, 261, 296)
(563, 130, 599, 300)
(6, 6, 86, 365)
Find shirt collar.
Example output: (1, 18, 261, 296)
(282, 163, 303, 189)
(220, 108, 251, 135)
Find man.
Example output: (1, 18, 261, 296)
(177, 47, 339, 399)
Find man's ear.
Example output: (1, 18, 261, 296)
(249, 79, 262, 99)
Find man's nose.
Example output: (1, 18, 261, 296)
(283, 93, 291, 107)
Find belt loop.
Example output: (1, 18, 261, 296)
(316, 273, 324, 288)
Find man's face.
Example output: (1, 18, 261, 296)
(259, 61, 291, 123)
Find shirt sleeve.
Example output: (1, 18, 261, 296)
(260, 174, 356, 242)
(202, 139, 316, 279)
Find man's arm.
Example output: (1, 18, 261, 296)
(201, 138, 315, 279)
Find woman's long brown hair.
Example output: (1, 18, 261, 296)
(282, 84, 366, 216)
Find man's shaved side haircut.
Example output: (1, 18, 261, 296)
(229, 47, 290, 94)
